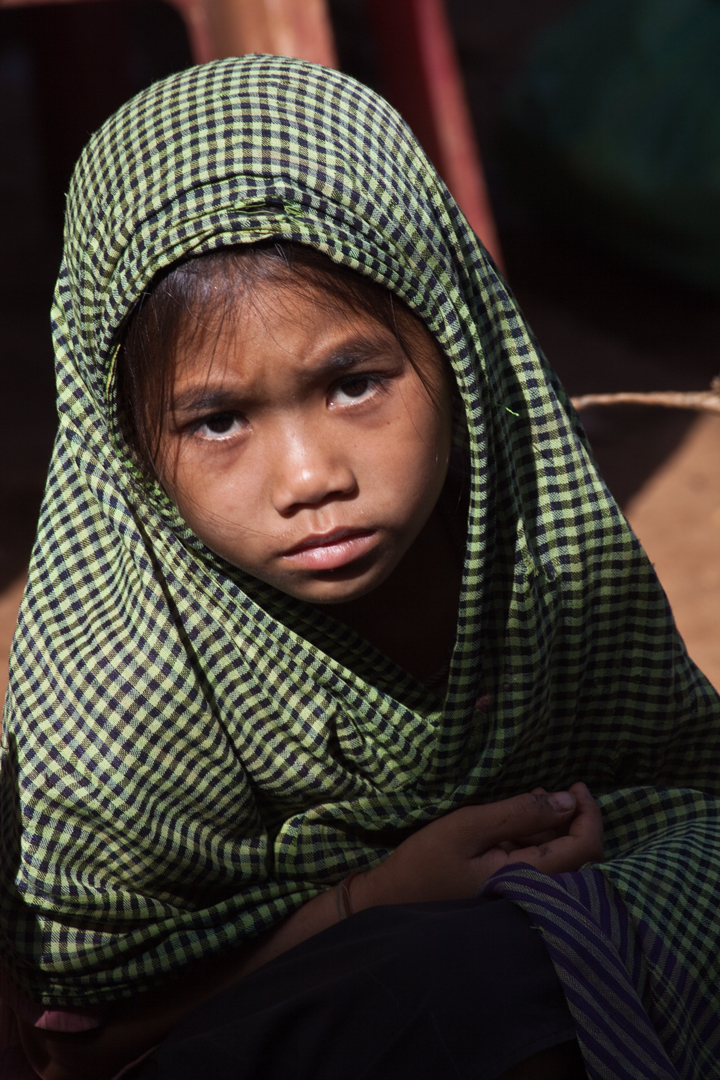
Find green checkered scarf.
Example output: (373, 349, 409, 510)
(2, 56, 720, 1009)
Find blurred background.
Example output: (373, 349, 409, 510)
(1, 0, 719, 692)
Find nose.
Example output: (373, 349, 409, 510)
(270, 422, 357, 514)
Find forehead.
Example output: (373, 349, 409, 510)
(171, 277, 406, 390)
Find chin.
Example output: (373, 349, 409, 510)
(289, 570, 389, 606)
(295, 583, 376, 606)
(241, 548, 399, 605)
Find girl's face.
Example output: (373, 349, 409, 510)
(159, 279, 454, 604)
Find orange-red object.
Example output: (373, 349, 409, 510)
(367, 0, 503, 265)
(0, 0, 337, 68)
(0, 0, 500, 262)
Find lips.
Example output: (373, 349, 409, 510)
(281, 528, 377, 571)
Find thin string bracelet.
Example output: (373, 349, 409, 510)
(335, 872, 361, 919)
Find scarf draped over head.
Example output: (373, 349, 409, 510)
(2, 58, 720, 1037)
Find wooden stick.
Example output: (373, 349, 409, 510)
(202, 0, 337, 67)
(571, 390, 720, 415)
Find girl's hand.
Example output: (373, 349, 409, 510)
(353, 782, 603, 909)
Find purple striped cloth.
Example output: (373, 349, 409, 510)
(481, 865, 684, 1079)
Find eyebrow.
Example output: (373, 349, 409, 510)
(171, 387, 242, 414)
(171, 333, 401, 414)
(320, 340, 396, 376)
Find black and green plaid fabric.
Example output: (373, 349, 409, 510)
(2, 56, 720, 1023)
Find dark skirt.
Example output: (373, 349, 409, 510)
(131, 896, 579, 1080)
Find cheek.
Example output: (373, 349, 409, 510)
(368, 397, 451, 512)
(163, 448, 262, 551)
(398, 382, 453, 471)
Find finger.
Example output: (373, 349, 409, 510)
(476, 845, 514, 881)
(514, 829, 559, 847)
(506, 784, 604, 874)
(505, 832, 603, 875)
(459, 790, 577, 855)
(566, 782, 604, 850)
(521, 784, 588, 844)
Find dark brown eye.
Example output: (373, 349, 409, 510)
(196, 413, 243, 440)
(341, 377, 370, 398)
(205, 413, 235, 433)
(332, 376, 379, 404)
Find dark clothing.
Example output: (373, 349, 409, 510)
(132, 897, 578, 1080)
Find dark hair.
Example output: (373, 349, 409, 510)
(117, 241, 447, 481)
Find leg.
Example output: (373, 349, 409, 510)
(132, 899, 580, 1080)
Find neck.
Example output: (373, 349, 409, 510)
(330, 505, 464, 685)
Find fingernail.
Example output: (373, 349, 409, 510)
(550, 791, 575, 812)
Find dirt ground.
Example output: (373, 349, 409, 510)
(1, 0, 718, 700)
(0, 576, 24, 707)
(625, 415, 720, 691)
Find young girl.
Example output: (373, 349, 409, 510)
(1, 55, 719, 1080)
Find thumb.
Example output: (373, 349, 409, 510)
(459, 791, 577, 855)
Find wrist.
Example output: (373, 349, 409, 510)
(344, 863, 392, 913)
(335, 872, 361, 919)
